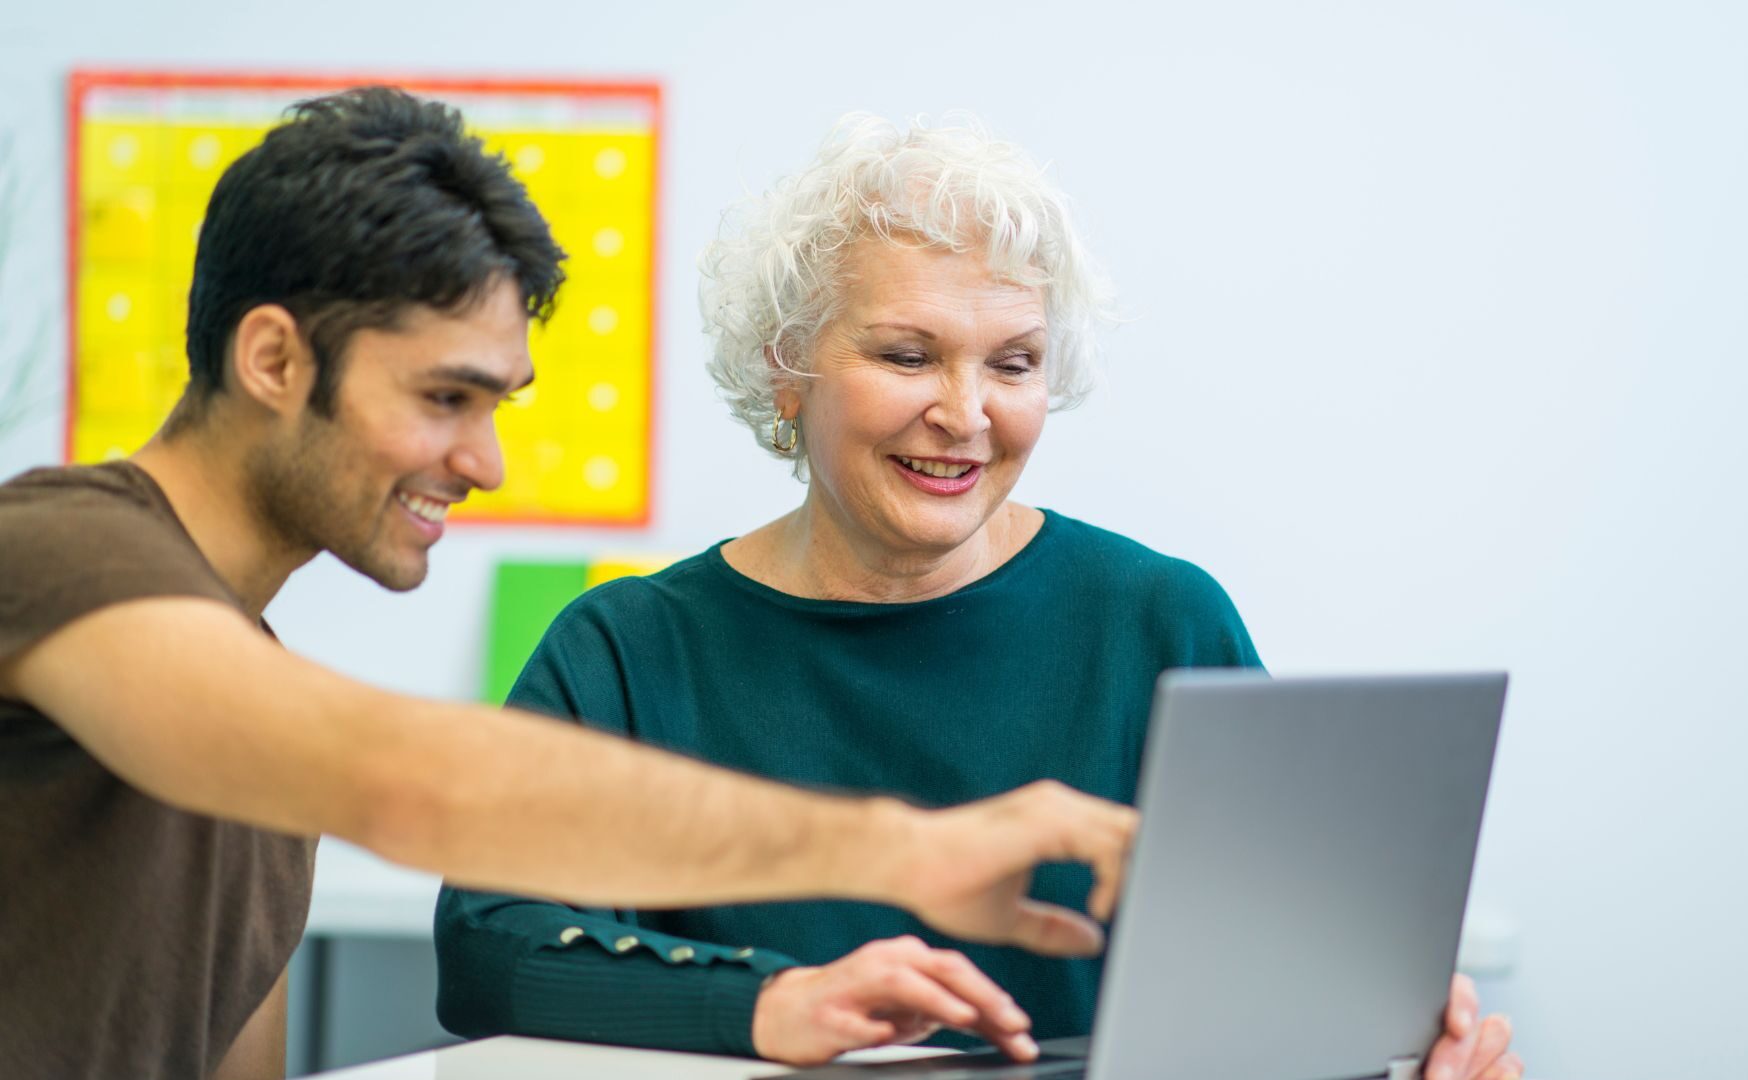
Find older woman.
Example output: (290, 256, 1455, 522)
(435, 116, 1522, 1080)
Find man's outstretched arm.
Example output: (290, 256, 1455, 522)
(0, 595, 1134, 955)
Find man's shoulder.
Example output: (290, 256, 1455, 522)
(0, 460, 206, 570)
(0, 460, 236, 668)
(1, 459, 163, 512)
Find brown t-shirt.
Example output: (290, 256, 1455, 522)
(0, 462, 316, 1079)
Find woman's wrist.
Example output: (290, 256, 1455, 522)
(750, 965, 815, 1060)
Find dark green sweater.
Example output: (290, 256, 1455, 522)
(434, 510, 1262, 1057)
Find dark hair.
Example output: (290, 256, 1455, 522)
(180, 86, 566, 418)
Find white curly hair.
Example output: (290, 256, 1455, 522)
(698, 112, 1115, 471)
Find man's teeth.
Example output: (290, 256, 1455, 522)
(397, 492, 448, 524)
(898, 456, 975, 479)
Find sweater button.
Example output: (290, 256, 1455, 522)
(559, 927, 585, 945)
(668, 946, 696, 962)
(614, 935, 640, 953)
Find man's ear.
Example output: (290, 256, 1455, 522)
(229, 305, 315, 416)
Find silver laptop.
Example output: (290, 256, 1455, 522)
(774, 671, 1506, 1080)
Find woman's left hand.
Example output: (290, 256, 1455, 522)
(1426, 974, 1524, 1080)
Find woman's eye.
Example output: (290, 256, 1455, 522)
(997, 352, 1038, 375)
(881, 351, 929, 368)
(427, 391, 467, 409)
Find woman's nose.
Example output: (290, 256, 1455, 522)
(924, 371, 993, 441)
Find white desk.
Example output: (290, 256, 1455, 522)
(314, 1038, 947, 1078)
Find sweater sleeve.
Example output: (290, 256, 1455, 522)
(433, 886, 796, 1055)
(431, 589, 799, 1057)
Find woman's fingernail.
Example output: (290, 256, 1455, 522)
(1003, 1005, 1029, 1029)
(1012, 1034, 1038, 1059)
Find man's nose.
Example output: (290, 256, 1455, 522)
(449, 413, 506, 493)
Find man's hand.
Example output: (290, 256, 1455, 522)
(751, 936, 1035, 1067)
(1426, 974, 1523, 1080)
(888, 780, 1138, 957)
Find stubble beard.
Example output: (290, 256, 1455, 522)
(243, 417, 429, 593)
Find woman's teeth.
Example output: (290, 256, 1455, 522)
(397, 492, 448, 523)
(897, 456, 975, 479)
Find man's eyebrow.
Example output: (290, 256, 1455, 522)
(423, 365, 534, 394)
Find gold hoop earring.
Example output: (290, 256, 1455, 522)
(771, 414, 800, 453)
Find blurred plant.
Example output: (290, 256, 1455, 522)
(0, 130, 52, 442)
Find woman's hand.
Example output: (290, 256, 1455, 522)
(1427, 974, 1524, 1080)
(750, 936, 1036, 1067)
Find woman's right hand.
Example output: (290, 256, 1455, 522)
(750, 936, 1036, 1067)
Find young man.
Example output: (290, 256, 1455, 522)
(0, 89, 1136, 1080)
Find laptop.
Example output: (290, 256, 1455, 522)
(772, 671, 1507, 1080)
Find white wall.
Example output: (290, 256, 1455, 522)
(3, 3, 1744, 1077)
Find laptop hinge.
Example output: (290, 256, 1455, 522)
(1385, 1056, 1423, 1080)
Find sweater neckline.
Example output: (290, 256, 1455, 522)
(700, 509, 1062, 615)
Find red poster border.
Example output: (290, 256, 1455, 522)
(66, 68, 663, 530)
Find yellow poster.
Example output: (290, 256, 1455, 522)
(70, 72, 660, 525)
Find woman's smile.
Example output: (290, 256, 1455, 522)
(890, 455, 983, 494)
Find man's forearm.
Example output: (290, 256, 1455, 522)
(351, 693, 919, 909)
(15, 597, 1131, 951)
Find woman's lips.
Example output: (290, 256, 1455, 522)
(890, 456, 983, 495)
